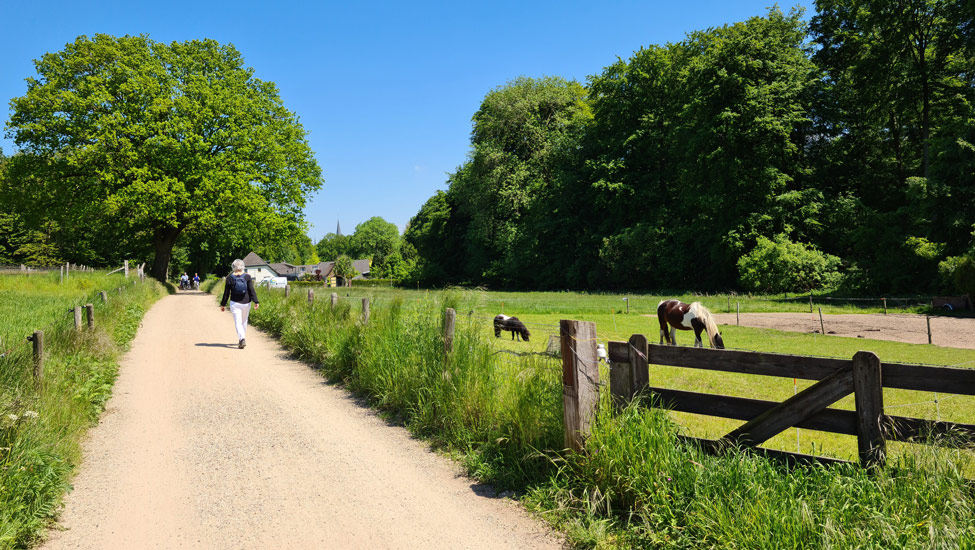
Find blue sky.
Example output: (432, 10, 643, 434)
(0, 0, 815, 242)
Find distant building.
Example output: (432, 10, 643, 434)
(241, 251, 370, 287)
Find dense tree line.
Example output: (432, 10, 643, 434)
(407, 3, 975, 296)
(315, 216, 416, 279)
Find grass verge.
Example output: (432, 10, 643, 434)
(0, 272, 165, 549)
(231, 285, 975, 548)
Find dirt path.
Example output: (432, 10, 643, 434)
(43, 292, 562, 549)
(711, 312, 975, 350)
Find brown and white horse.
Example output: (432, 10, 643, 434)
(657, 300, 724, 349)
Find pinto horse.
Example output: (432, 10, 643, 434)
(494, 314, 531, 342)
(657, 300, 724, 349)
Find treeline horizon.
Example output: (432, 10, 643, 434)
(2, 3, 974, 296)
(404, 3, 975, 296)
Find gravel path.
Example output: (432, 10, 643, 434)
(43, 292, 562, 549)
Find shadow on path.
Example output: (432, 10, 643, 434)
(194, 343, 238, 349)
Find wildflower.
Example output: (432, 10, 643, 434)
(22, 411, 39, 420)
(6, 414, 17, 423)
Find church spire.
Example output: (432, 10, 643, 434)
(336, 220, 342, 236)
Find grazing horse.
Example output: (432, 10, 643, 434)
(657, 300, 724, 349)
(494, 314, 531, 342)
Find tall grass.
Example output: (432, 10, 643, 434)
(243, 286, 975, 548)
(0, 272, 164, 549)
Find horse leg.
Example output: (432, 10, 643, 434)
(659, 327, 667, 345)
(669, 327, 677, 346)
(694, 327, 703, 348)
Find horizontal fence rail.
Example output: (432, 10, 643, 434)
(605, 337, 975, 468)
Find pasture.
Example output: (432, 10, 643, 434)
(305, 286, 975, 462)
(246, 285, 975, 548)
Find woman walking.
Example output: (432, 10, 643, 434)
(220, 259, 259, 349)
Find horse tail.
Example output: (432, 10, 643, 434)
(690, 302, 720, 347)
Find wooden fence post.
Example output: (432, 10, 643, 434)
(362, 298, 370, 324)
(307, 289, 315, 303)
(818, 307, 826, 334)
(809, 294, 814, 313)
(29, 330, 43, 385)
(927, 316, 932, 344)
(124, 260, 129, 278)
(285, 285, 291, 298)
(882, 297, 887, 315)
(85, 304, 94, 329)
(608, 341, 631, 409)
(100, 291, 108, 302)
(852, 351, 885, 468)
(629, 334, 649, 396)
(331, 293, 338, 309)
(736, 302, 740, 325)
(74, 306, 82, 331)
(560, 319, 600, 452)
(443, 308, 456, 353)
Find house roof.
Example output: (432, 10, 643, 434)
(242, 252, 267, 267)
(352, 259, 371, 279)
(268, 262, 296, 275)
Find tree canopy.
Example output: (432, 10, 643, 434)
(2, 34, 322, 279)
(405, 4, 975, 294)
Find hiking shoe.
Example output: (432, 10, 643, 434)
(239, 339, 246, 349)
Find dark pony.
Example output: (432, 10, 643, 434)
(494, 314, 530, 342)
(657, 300, 724, 349)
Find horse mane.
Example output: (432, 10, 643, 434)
(689, 302, 720, 347)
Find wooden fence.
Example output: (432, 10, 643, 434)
(560, 320, 975, 468)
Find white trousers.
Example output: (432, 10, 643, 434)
(229, 301, 251, 341)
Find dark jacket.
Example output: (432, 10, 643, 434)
(220, 273, 259, 306)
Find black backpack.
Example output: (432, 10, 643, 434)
(232, 274, 248, 295)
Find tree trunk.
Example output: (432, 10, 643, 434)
(150, 226, 182, 281)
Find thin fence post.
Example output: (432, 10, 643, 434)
(100, 291, 108, 302)
(331, 293, 338, 309)
(818, 307, 825, 335)
(736, 302, 740, 325)
(285, 285, 291, 298)
(307, 289, 315, 303)
(882, 297, 887, 315)
(362, 298, 370, 324)
(443, 308, 456, 353)
(124, 260, 129, 279)
(85, 304, 94, 329)
(74, 306, 82, 331)
(29, 330, 43, 385)
(809, 294, 813, 313)
(65, 262, 70, 280)
(852, 351, 885, 468)
(560, 319, 599, 452)
(60, 265, 64, 284)
(927, 315, 932, 344)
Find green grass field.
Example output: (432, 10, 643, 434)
(242, 285, 975, 549)
(301, 286, 975, 458)
(0, 271, 164, 549)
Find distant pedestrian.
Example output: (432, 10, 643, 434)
(220, 259, 259, 349)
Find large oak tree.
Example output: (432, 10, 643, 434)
(3, 34, 322, 280)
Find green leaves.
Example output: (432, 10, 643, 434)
(3, 34, 322, 279)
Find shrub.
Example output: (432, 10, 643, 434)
(738, 235, 843, 293)
(939, 253, 975, 299)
